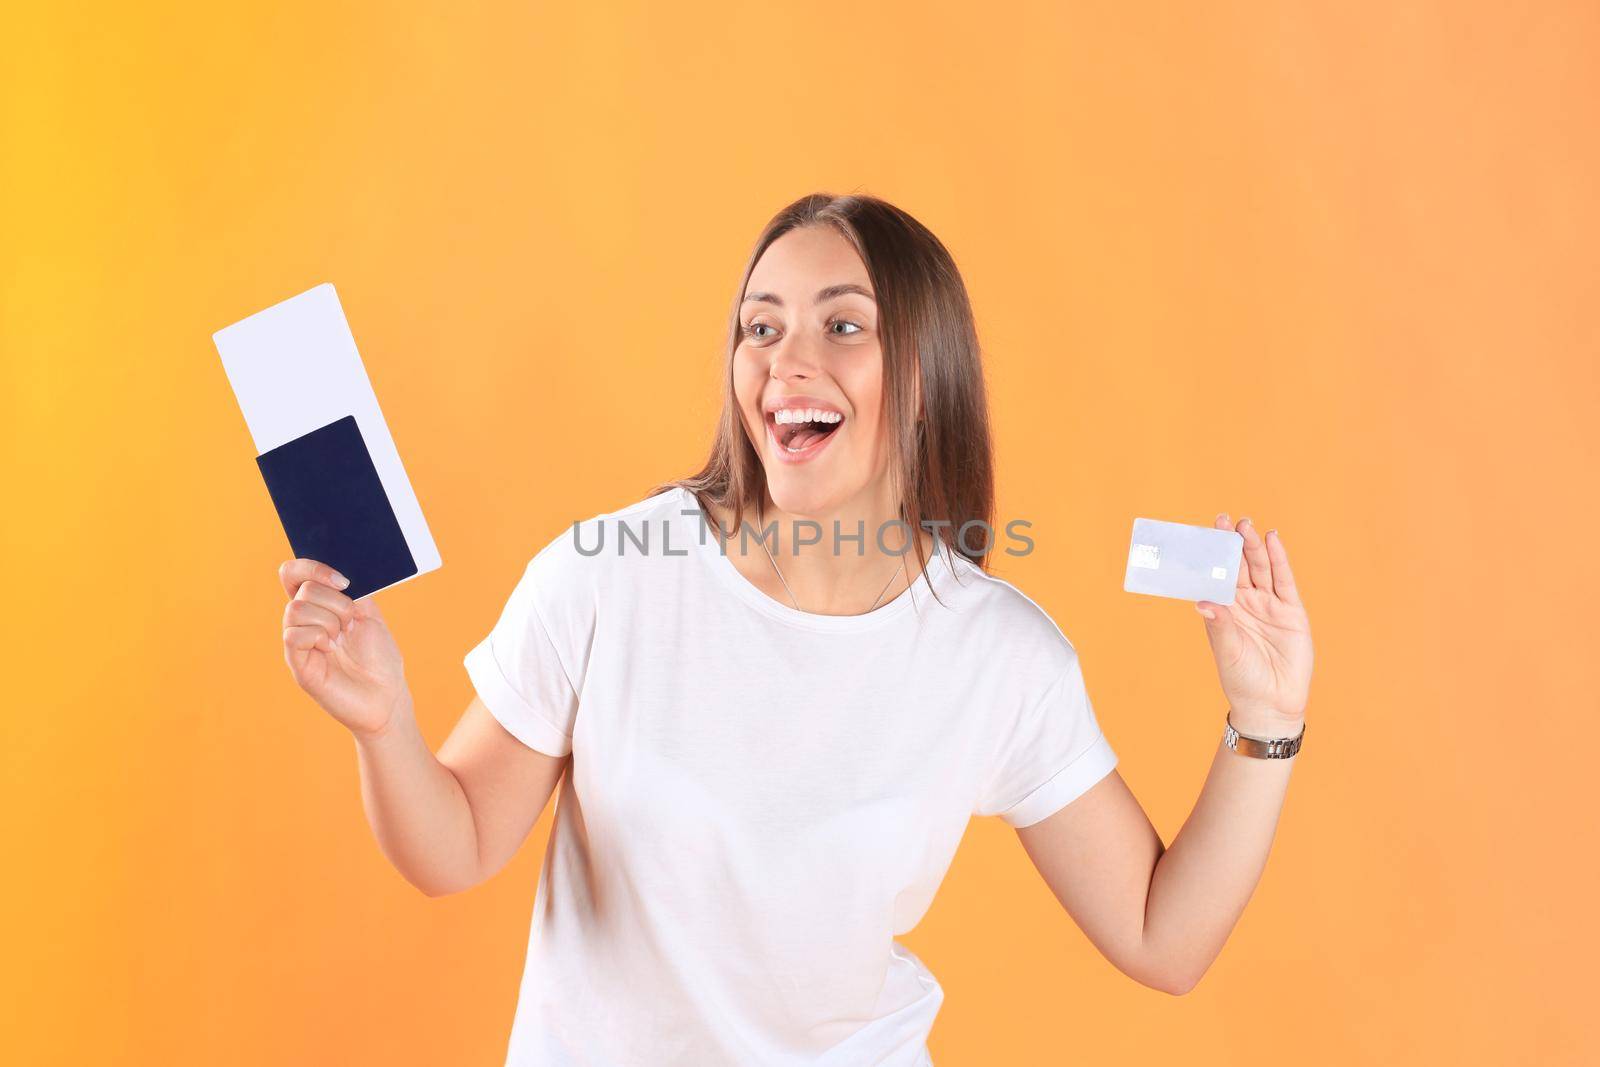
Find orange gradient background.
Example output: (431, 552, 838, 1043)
(3, 3, 1596, 1064)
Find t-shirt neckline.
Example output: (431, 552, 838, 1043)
(674, 487, 955, 633)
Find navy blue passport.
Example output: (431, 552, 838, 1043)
(255, 415, 417, 600)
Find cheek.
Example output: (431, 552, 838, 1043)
(731, 350, 768, 431)
(840, 357, 886, 445)
(732, 347, 765, 394)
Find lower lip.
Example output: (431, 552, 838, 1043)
(766, 420, 842, 465)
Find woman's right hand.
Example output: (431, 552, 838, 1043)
(279, 559, 409, 737)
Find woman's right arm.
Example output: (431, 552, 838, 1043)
(278, 558, 568, 897)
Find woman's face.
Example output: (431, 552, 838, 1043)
(733, 225, 889, 518)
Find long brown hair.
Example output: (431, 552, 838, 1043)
(658, 192, 996, 576)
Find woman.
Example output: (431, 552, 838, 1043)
(278, 193, 1314, 1066)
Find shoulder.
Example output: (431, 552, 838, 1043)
(939, 554, 1083, 673)
(544, 487, 683, 555)
(517, 487, 684, 599)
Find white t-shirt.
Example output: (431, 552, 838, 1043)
(463, 487, 1118, 1066)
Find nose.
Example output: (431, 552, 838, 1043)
(768, 334, 822, 382)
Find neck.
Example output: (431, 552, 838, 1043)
(745, 484, 937, 616)
(693, 484, 939, 617)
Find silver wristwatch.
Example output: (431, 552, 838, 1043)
(1223, 716, 1305, 759)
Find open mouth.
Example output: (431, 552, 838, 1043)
(767, 407, 845, 456)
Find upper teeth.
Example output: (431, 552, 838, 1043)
(774, 409, 842, 425)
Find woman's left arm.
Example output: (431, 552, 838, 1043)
(1016, 514, 1314, 995)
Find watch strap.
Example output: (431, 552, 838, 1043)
(1224, 717, 1305, 759)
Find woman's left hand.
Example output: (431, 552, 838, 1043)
(1195, 514, 1314, 737)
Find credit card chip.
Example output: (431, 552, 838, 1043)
(1131, 544, 1161, 569)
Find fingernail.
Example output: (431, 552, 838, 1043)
(331, 571, 350, 590)
(1216, 512, 1229, 523)
(1197, 606, 1216, 620)
(1239, 517, 1251, 528)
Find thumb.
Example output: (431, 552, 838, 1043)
(1196, 600, 1244, 654)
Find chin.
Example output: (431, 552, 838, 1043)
(763, 467, 856, 519)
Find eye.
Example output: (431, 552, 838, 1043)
(743, 322, 779, 342)
(828, 319, 863, 336)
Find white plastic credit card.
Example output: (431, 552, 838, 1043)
(1123, 517, 1244, 605)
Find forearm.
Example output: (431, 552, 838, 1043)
(352, 693, 484, 897)
(1139, 719, 1298, 990)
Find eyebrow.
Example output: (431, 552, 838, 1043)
(741, 283, 875, 307)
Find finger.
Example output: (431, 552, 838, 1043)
(352, 593, 385, 621)
(292, 579, 357, 627)
(1237, 517, 1272, 590)
(278, 558, 351, 600)
(1195, 600, 1245, 661)
(284, 598, 344, 641)
(283, 624, 332, 652)
(1216, 513, 1249, 591)
(1264, 528, 1302, 606)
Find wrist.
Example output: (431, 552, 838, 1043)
(351, 688, 416, 749)
(1226, 707, 1305, 740)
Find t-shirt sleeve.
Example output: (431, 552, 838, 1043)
(974, 648, 1119, 828)
(462, 534, 594, 758)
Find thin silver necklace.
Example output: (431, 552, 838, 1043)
(755, 499, 904, 614)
